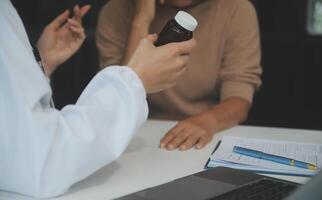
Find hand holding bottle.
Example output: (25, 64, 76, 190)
(128, 34, 196, 93)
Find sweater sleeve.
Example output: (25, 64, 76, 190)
(96, 0, 134, 68)
(219, 0, 262, 104)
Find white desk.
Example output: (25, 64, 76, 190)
(1, 120, 321, 200)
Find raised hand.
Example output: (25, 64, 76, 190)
(134, 0, 165, 24)
(37, 5, 91, 77)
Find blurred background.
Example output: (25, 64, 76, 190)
(11, 0, 322, 130)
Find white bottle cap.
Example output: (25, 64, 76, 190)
(174, 11, 198, 32)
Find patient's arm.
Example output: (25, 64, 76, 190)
(160, 97, 250, 150)
(96, 0, 164, 68)
(121, 0, 159, 64)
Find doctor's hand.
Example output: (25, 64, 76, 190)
(37, 5, 91, 77)
(160, 116, 214, 151)
(128, 34, 196, 93)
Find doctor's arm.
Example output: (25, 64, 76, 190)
(160, 98, 251, 150)
(1, 29, 195, 199)
(0, 65, 147, 198)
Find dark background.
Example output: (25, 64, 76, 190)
(11, 0, 322, 130)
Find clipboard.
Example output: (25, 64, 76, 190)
(203, 137, 320, 177)
(204, 140, 221, 169)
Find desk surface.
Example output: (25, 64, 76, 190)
(1, 120, 322, 200)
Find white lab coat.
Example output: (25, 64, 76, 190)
(0, 0, 148, 198)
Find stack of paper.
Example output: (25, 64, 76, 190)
(207, 136, 322, 176)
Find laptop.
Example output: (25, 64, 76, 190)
(116, 167, 322, 200)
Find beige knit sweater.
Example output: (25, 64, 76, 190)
(96, 0, 262, 120)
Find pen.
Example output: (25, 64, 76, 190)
(233, 146, 317, 170)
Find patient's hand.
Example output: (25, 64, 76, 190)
(37, 5, 90, 77)
(160, 98, 250, 151)
(160, 116, 214, 151)
(128, 34, 196, 93)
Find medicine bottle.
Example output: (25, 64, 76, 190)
(155, 11, 198, 46)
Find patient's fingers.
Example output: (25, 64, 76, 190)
(179, 133, 200, 150)
(166, 129, 191, 150)
(160, 124, 185, 149)
(195, 135, 212, 149)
